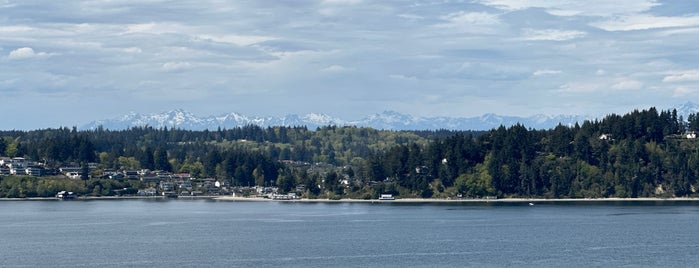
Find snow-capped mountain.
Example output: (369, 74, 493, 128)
(675, 101, 699, 119)
(81, 102, 698, 131)
(82, 110, 589, 131)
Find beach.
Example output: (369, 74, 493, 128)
(2, 195, 699, 203)
(213, 196, 699, 203)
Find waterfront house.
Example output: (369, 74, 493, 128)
(109, 173, 125, 180)
(379, 194, 395, 200)
(137, 188, 157, 196)
(59, 166, 82, 175)
(56, 191, 77, 200)
(123, 170, 139, 180)
(24, 166, 43, 177)
(159, 181, 175, 191)
(173, 173, 191, 180)
(178, 181, 193, 190)
(142, 176, 161, 183)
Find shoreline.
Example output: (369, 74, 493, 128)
(3, 195, 699, 203)
(213, 196, 699, 203)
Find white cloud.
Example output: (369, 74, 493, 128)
(0, 25, 34, 33)
(398, 14, 424, 21)
(658, 27, 699, 36)
(122, 47, 142, 53)
(162, 61, 192, 71)
(663, 70, 699, 83)
(522, 29, 586, 41)
(557, 82, 602, 93)
(477, 0, 553, 11)
(322, 0, 362, 5)
(3, 0, 699, 128)
(389, 74, 417, 81)
(439, 11, 500, 26)
(477, 0, 659, 17)
(124, 22, 188, 35)
(592, 15, 699, 31)
(197, 34, 276, 47)
(320, 65, 352, 73)
(318, 0, 363, 16)
(8, 47, 47, 59)
(672, 86, 697, 97)
(533, 69, 562, 76)
(611, 79, 643, 90)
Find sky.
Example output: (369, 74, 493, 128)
(2, 0, 699, 129)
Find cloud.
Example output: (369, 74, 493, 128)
(476, 0, 554, 11)
(320, 65, 352, 73)
(2, 0, 699, 129)
(438, 11, 501, 27)
(162, 61, 192, 71)
(672, 86, 697, 97)
(322, 0, 362, 5)
(533, 69, 562, 76)
(557, 82, 603, 93)
(658, 27, 699, 36)
(318, 0, 364, 16)
(591, 14, 699, 31)
(8, 47, 47, 59)
(477, 0, 659, 17)
(398, 14, 424, 21)
(389, 74, 417, 81)
(522, 29, 586, 41)
(663, 70, 699, 82)
(123, 22, 184, 35)
(122, 47, 142, 53)
(197, 34, 276, 47)
(611, 79, 643, 90)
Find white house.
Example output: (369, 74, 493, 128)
(24, 166, 42, 177)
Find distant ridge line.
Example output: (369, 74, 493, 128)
(81, 102, 699, 131)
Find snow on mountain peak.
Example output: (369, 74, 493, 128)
(676, 101, 699, 118)
(83, 104, 696, 131)
(303, 113, 340, 125)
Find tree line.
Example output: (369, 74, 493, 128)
(366, 108, 699, 198)
(2, 107, 699, 199)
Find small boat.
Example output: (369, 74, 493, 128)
(529, 202, 534, 206)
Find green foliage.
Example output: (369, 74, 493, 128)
(0, 176, 84, 198)
(2, 108, 699, 199)
(455, 163, 494, 198)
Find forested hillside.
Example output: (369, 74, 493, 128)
(2, 107, 699, 199)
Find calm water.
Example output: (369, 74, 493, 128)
(1, 200, 699, 267)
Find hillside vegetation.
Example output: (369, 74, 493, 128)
(2, 107, 699, 199)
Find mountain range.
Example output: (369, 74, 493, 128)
(82, 102, 699, 131)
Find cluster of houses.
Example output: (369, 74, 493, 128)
(599, 131, 699, 141)
(135, 172, 223, 197)
(0, 157, 50, 176)
(0, 157, 97, 177)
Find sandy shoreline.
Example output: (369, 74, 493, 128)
(3, 195, 699, 203)
(212, 196, 699, 203)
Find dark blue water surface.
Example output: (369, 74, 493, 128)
(1, 200, 698, 267)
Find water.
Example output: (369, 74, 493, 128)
(1, 200, 698, 267)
